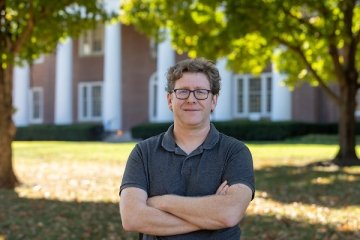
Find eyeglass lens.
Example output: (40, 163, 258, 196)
(174, 89, 210, 100)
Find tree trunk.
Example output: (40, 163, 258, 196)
(0, 65, 19, 188)
(333, 79, 360, 166)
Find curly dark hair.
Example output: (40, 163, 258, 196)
(166, 58, 221, 95)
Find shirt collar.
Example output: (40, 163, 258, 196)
(161, 123, 219, 152)
(162, 124, 177, 152)
(203, 123, 220, 149)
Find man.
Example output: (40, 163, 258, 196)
(120, 58, 255, 239)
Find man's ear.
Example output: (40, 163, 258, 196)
(167, 92, 173, 111)
(211, 94, 218, 112)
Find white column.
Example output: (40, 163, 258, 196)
(55, 38, 73, 124)
(13, 63, 30, 126)
(213, 58, 232, 121)
(155, 30, 175, 122)
(271, 64, 291, 121)
(102, 0, 121, 131)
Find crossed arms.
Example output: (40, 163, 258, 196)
(120, 181, 252, 236)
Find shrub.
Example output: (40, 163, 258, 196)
(131, 122, 172, 140)
(131, 120, 359, 141)
(15, 123, 104, 141)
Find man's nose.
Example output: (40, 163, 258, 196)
(186, 91, 197, 102)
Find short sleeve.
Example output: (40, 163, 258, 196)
(223, 143, 255, 200)
(119, 144, 148, 196)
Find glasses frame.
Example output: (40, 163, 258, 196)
(173, 89, 212, 100)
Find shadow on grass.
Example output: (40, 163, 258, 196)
(0, 186, 359, 240)
(1, 164, 360, 240)
(0, 190, 137, 240)
(241, 214, 359, 240)
(255, 164, 360, 208)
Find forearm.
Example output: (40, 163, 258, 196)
(120, 188, 200, 236)
(151, 194, 233, 229)
(125, 204, 200, 236)
(148, 184, 252, 230)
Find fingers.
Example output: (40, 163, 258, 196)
(219, 185, 229, 195)
(216, 180, 229, 195)
(216, 180, 227, 194)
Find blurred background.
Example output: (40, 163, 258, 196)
(1, 0, 360, 239)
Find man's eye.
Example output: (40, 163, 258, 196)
(196, 90, 207, 94)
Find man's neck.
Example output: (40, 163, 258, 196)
(173, 122, 211, 155)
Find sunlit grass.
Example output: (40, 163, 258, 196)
(1, 140, 359, 239)
(13, 141, 135, 164)
(248, 143, 340, 167)
(12, 141, 136, 203)
(245, 142, 360, 239)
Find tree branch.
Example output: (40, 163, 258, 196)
(342, 0, 355, 39)
(11, 1, 35, 55)
(355, 30, 360, 45)
(355, 29, 360, 89)
(328, 35, 345, 84)
(339, 0, 358, 90)
(0, 0, 5, 10)
(274, 37, 341, 106)
(280, 5, 320, 37)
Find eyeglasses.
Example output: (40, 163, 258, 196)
(173, 89, 211, 100)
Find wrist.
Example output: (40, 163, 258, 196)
(158, 194, 171, 211)
(147, 194, 171, 211)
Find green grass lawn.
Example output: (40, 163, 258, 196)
(0, 139, 359, 239)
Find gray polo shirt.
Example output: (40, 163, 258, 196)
(120, 123, 255, 240)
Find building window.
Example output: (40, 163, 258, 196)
(249, 77, 261, 113)
(79, 24, 104, 56)
(237, 78, 244, 113)
(29, 87, 43, 123)
(149, 73, 158, 121)
(78, 82, 102, 121)
(234, 73, 272, 119)
(266, 77, 272, 113)
(356, 90, 360, 116)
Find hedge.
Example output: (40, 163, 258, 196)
(131, 122, 172, 140)
(15, 123, 104, 141)
(131, 120, 354, 141)
(212, 121, 339, 141)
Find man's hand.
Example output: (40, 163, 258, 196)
(147, 194, 163, 209)
(120, 187, 200, 236)
(216, 180, 229, 195)
(146, 181, 252, 230)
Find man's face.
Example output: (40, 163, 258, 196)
(167, 72, 218, 128)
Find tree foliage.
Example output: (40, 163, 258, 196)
(1, 0, 114, 66)
(0, 0, 115, 189)
(121, 0, 360, 166)
(121, 0, 359, 86)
